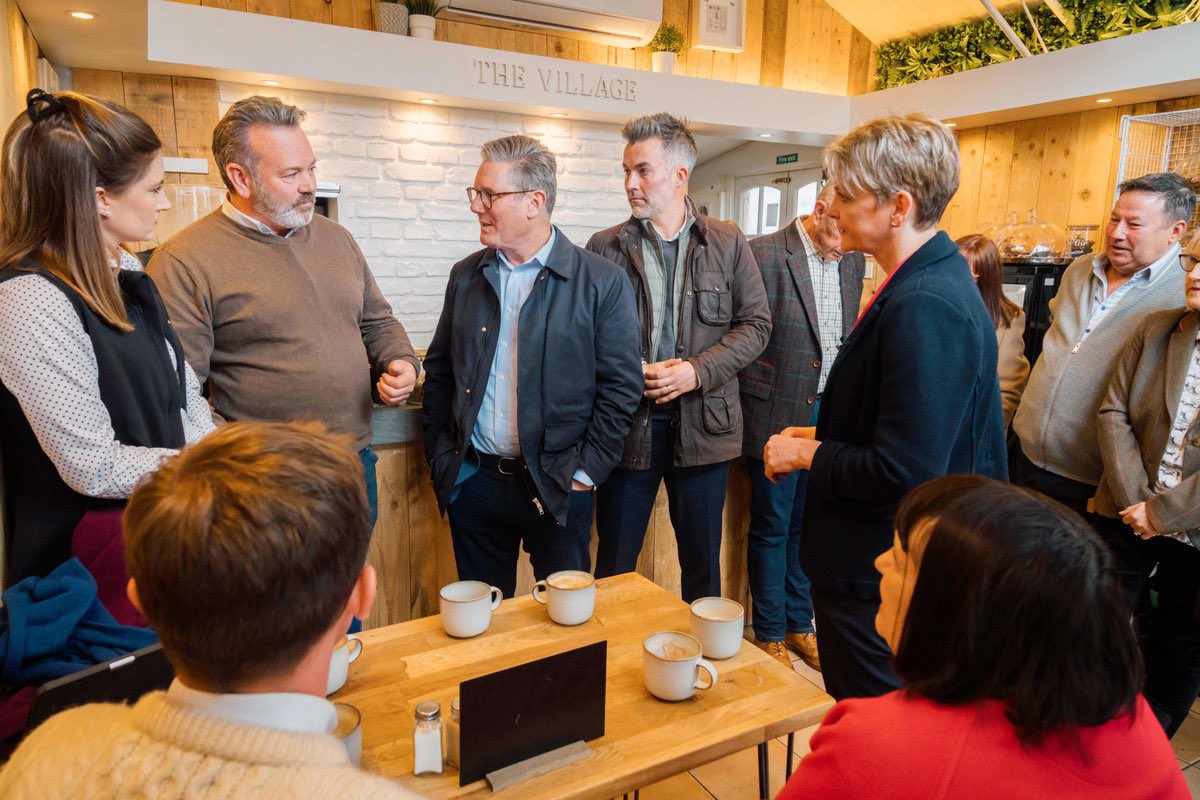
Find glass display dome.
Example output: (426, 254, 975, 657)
(994, 209, 1069, 264)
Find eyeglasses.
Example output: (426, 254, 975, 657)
(466, 187, 533, 209)
(1180, 253, 1200, 272)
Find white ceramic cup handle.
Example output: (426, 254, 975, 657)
(489, 586, 503, 610)
(532, 580, 548, 604)
(346, 634, 363, 664)
(693, 658, 718, 691)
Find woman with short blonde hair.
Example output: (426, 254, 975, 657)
(762, 112, 1007, 699)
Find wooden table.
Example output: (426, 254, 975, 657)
(336, 573, 833, 799)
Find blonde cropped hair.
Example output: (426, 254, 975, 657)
(824, 112, 959, 230)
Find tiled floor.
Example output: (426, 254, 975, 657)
(629, 633, 825, 800)
(1177, 700, 1200, 797)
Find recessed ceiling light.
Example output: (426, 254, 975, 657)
(758, 133, 772, 139)
(69, 10, 97, 19)
(1097, 97, 1113, 103)
(945, 121, 957, 128)
(261, 80, 281, 87)
(549, 113, 568, 118)
(419, 99, 439, 105)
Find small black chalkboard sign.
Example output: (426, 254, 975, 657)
(458, 640, 607, 785)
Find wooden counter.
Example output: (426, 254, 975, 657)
(365, 405, 753, 629)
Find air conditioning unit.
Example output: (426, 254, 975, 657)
(444, 0, 662, 48)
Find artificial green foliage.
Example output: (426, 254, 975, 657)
(650, 23, 687, 53)
(405, 0, 447, 16)
(875, 0, 1192, 89)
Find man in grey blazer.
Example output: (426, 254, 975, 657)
(1096, 230, 1200, 739)
(739, 183, 866, 668)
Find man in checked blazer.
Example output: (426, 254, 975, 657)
(738, 183, 865, 669)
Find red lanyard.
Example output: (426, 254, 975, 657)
(853, 257, 907, 330)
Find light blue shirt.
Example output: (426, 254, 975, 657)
(166, 678, 336, 735)
(468, 229, 592, 487)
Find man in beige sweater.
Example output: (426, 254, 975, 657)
(0, 421, 414, 799)
(147, 96, 419, 522)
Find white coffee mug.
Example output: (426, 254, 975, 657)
(689, 597, 745, 660)
(334, 702, 362, 766)
(643, 631, 719, 702)
(326, 634, 364, 696)
(531, 570, 595, 626)
(439, 580, 503, 638)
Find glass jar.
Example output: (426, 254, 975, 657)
(995, 209, 1068, 263)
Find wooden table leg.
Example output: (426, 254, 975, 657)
(785, 731, 795, 780)
(758, 742, 769, 798)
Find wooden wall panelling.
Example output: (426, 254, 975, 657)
(171, 77, 222, 186)
(710, 52, 737, 83)
(846, 29, 873, 95)
(331, 0, 374, 30)
(72, 68, 126, 105)
(975, 122, 1017, 231)
(758, 0, 787, 87)
(734, 0, 765, 86)
(367, 444, 412, 628)
(122, 74, 180, 183)
(548, 35, 580, 61)
(1034, 112, 1081, 231)
(1006, 117, 1048, 220)
(202, 0, 248, 10)
(609, 47, 637, 70)
(663, 0, 690, 75)
(1066, 107, 1119, 230)
(247, 0, 290, 17)
(943, 127, 987, 239)
(290, 0, 333, 24)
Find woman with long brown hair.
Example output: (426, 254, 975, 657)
(0, 90, 214, 585)
(957, 233, 1030, 427)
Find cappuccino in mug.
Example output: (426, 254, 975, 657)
(532, 570, 595, 626)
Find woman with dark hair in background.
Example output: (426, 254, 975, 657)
(0, 90, 214, 586)
(958, 233, 1029, 427)
(777, 475, 1186, 800)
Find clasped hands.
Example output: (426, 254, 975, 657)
(763, 426, 821, 484)
(643, 358, 698, 404)
(1119, 501, 1162, 539)
(376, 359, 417, 406)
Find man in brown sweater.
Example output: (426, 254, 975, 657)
(148, 97, 418, 521)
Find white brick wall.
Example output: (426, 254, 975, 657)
(219, 83, 630, 347)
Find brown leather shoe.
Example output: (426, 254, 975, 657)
(784, 632, 821, 672)
(754, 638, 793, 668)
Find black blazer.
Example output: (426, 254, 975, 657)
(800, 232, 1008, 598)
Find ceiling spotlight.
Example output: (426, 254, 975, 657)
(419, 99, 439, 105)
(758, 133, 772, 139)
(945, 122, 957, 128)
(550, 113, 568, 118)
(69, 10, 97, 19)
(262, 80, 282, 87)
(1096, 97, 1113, 103)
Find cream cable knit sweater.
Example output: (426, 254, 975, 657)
(0, 692, 416, 799)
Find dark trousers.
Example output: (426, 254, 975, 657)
(811, 587, 901, 701)
(1095, 514, 1200, 738)
(595, 419, 730, 603)
(448, 464, 593, 599)
(1009, 445, 1095, 521)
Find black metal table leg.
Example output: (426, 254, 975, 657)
(758, 741, 769, 798)
(785, 731, 795, 780)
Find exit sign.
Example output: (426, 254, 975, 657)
(776, 153, 798, 165)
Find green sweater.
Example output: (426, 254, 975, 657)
(0, 693, 414, 799)
(148, 211, 418, 449)
(1012, 248, 1183, 485)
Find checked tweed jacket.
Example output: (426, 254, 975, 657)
(739, 219, 866, 459)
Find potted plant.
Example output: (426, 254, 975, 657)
(406, 0, 446, 40)
(649, 23, 685, 74)
(374, 0, 409, 35)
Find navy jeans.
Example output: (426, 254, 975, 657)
(595, 419, 731, 603)
(745, 399, 819, 641)
(360, 446, 379, 526)
(448, 464, 593, 598)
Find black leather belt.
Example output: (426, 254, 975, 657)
(476, 451, 526, 475)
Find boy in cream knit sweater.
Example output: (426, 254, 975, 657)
(0, 422, 415, 799)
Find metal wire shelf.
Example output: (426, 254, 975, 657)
(1117, 108, 1200, 234)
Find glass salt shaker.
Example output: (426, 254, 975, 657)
(413, 701, 443, 776)
(445, 697, 461, 768)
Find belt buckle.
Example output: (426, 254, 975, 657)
(498, 456, 520, 475)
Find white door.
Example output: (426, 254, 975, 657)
(733, 167, 824, 238)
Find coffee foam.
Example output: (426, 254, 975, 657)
(548, 575, 593, 590)
(692, 598, 743, 622)
(647, 634, 699, 660)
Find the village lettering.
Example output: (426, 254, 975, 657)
(472, 59, 638, 102)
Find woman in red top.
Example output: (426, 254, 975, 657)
(777, 475, 1187, 800)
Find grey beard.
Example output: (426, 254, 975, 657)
(253, 193, 315, 230)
